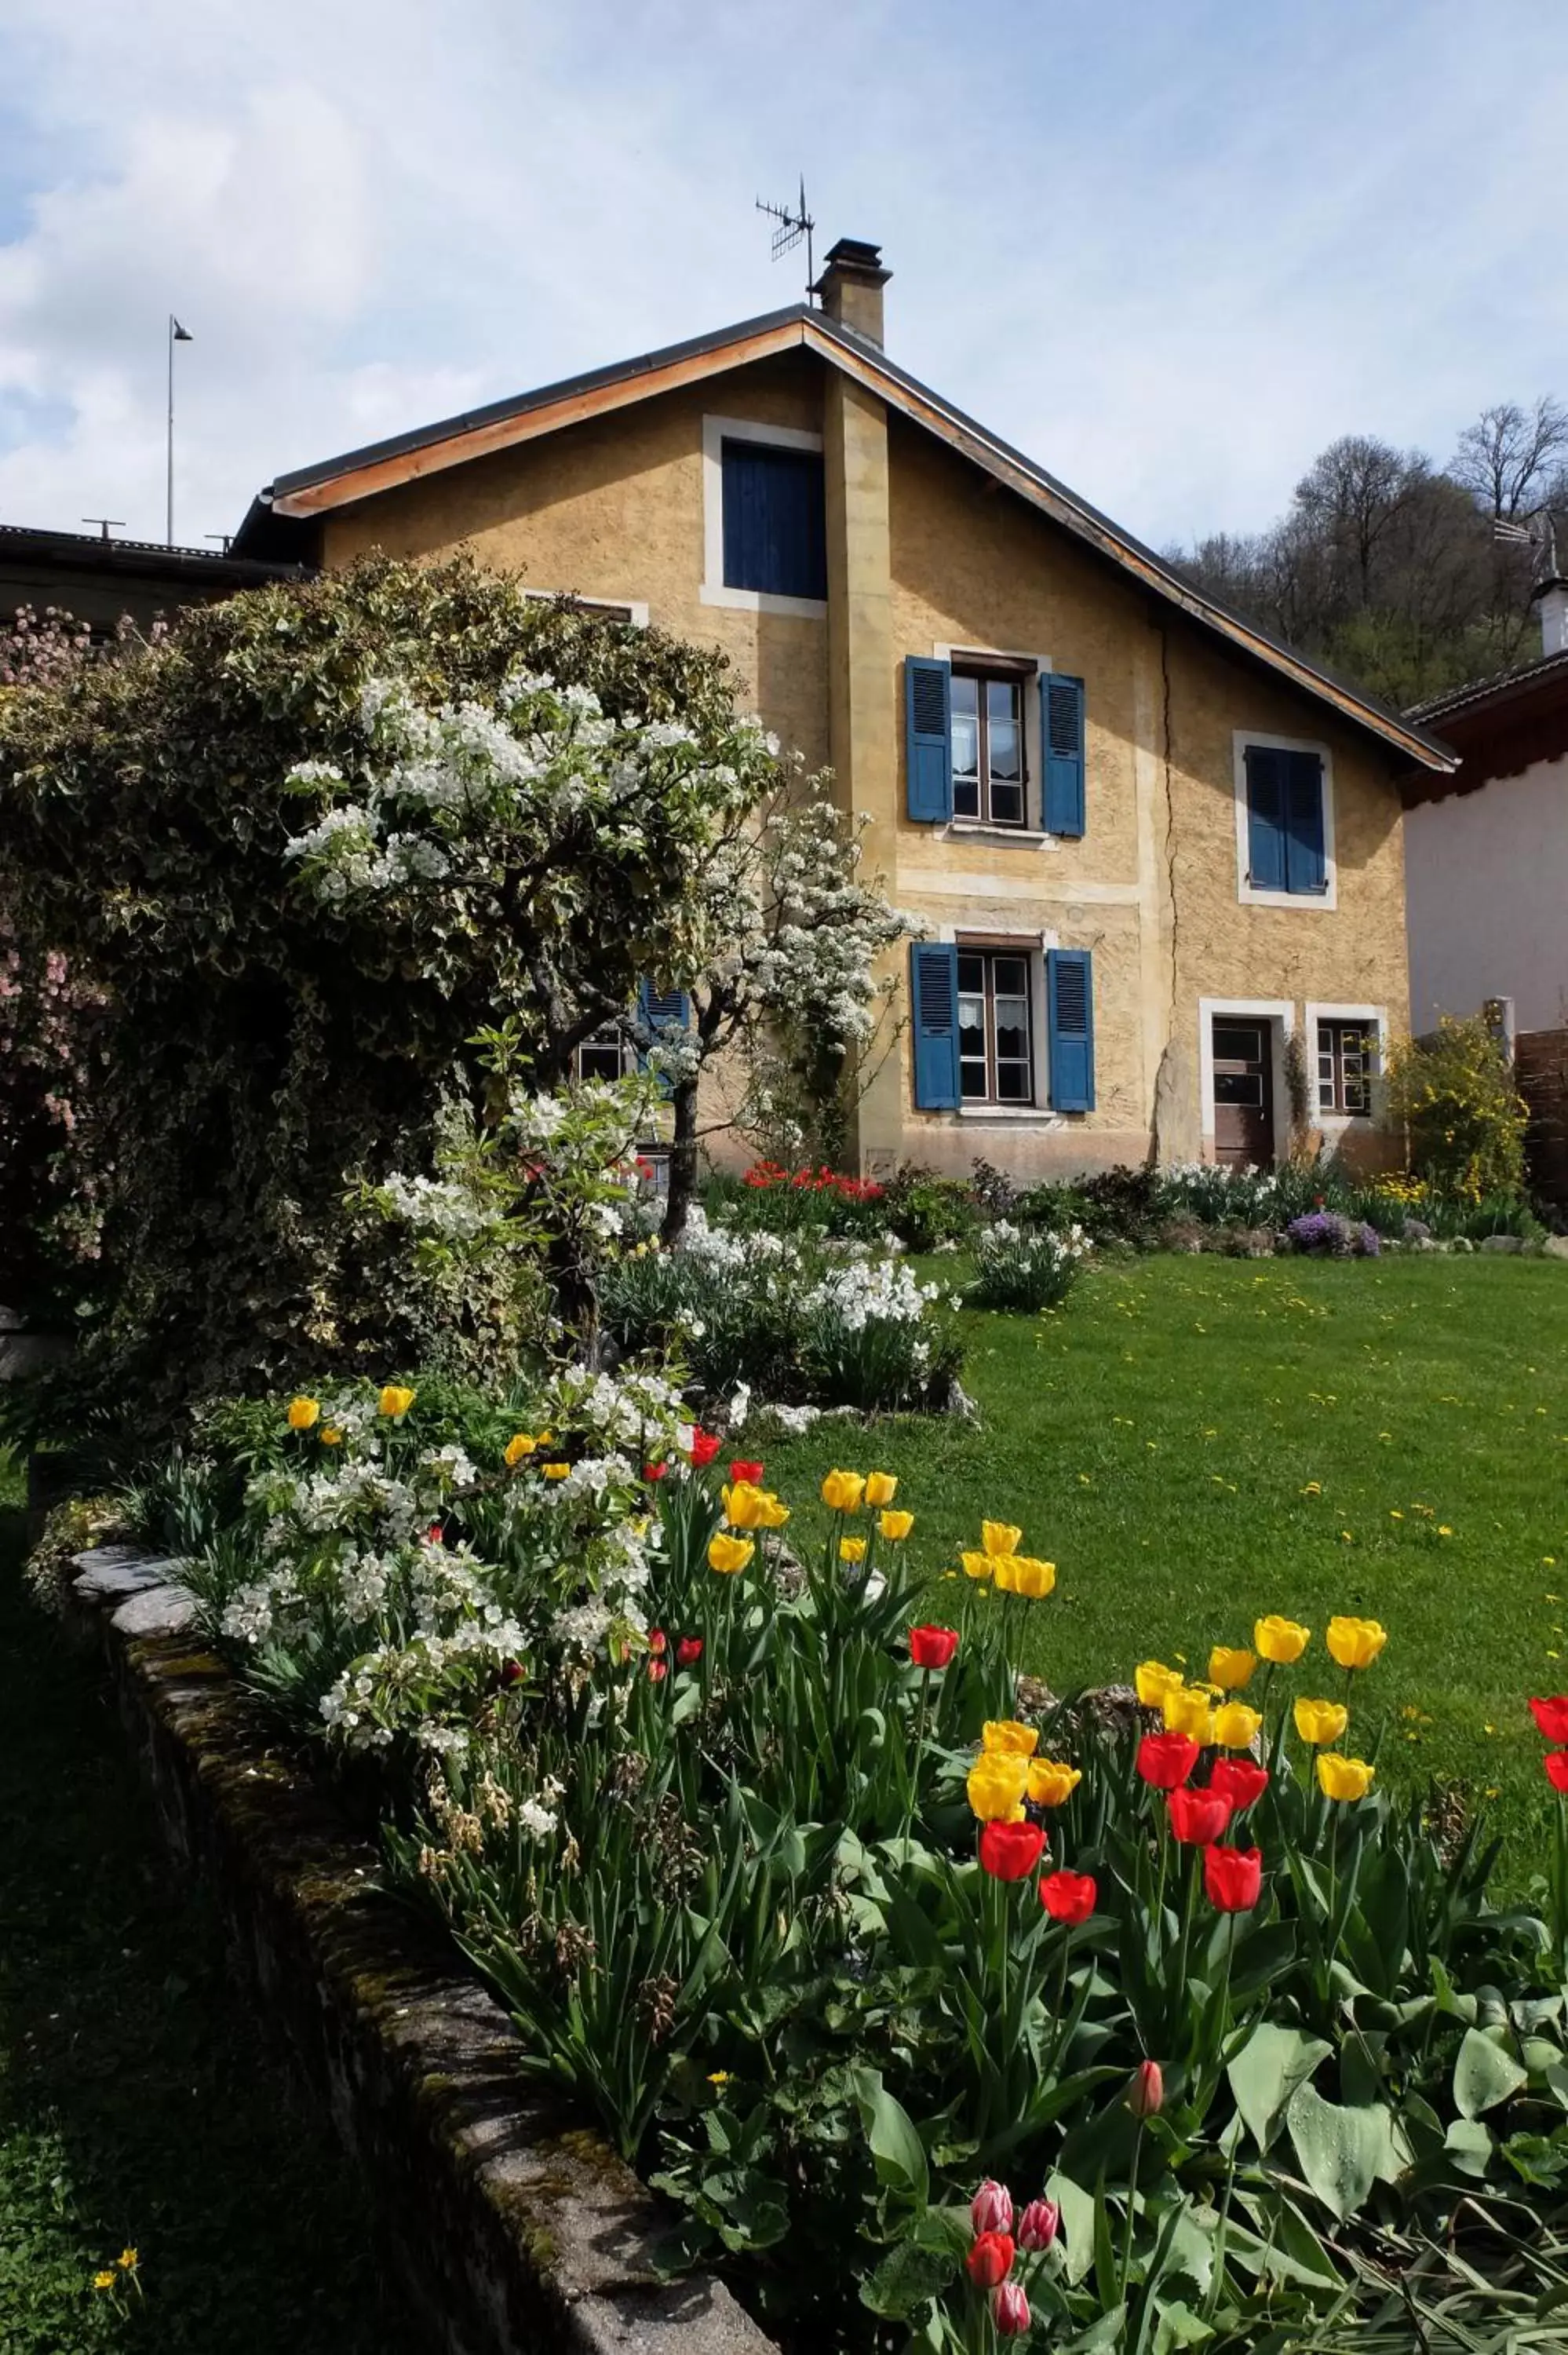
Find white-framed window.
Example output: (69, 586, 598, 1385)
(951, 666, 1029, 828)
(574, 1024, 632, 1083)
(1305, 1002, 1387, 1125)
(957, 946, 1035, 1102)
(700, 415, 827, 619)
(1232, 732, 1336, 910)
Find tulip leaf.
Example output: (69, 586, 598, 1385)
(1045, 2169, 1098, 2288)
(1229, 2025, 1332, 2152)
(848, 2066, 928, 2208)
(1285, 2084, 1391, 2221)
(1443, 2116, 1494, 2176)
(1453, 2025, 1530, 2119)
(1153, 2302, 1216, 2353)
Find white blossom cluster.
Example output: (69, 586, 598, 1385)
(803, 1254, 942, 1334)
(373, 1173, 503, 1244)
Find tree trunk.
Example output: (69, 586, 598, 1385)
(663, 1075, 700, 1243)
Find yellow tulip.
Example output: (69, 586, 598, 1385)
(840, 1537, 866, 1564)
(1316, 1753, 1376, 1802)
(1027, 1758, 1081, 1807)
(961, 1550, 995, 1583)
(983, 1521, 1023, 1558)
(320, 1427, 343, 1447)
(991, 1554, 1019, 1592)
(377, 1384, 416, 1420)
(722, 1481, 769, 1530)
(967, 1751, 1030, 1821)
(1326, 1616, 1387, 1672)
(1294, 1696, 1349, 1747)
(865, 1472, 899, 1507)
(1254, 1615, 1311, 1665)
(286, 1396, 320, 1431)
(757, 1492, 791, 1529)
(1209, 1646, 1256, 1691)
(542, 1462, 571, 1481)
(983, 1718, 1041, 1758)
(1010, 1556, 1056, 1599)
(879, 1510, 913, 1541)
(708, 1533, 754, 1575)
(1135, 1660, 1182, 1708)
(504, 1432, 536, 1466)
(1162, 1685, 1216, 1743)
(1212, 1702, 1263, 1751)
(822, 1470, 866, 1513)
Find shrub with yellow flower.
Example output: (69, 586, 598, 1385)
(1317, 1753, 1376, 1802)
(1255, 1616, 1311, 1663)
(1326, 1616, 1387, 1671)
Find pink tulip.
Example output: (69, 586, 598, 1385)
(1017, 2196, 1059, 2251)
(994, 2282, 1031, 2337)
(970, 2178, 1013, 2236)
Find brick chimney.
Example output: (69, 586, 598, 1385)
(812, 237, 891, 348)
(1537, 576, 1568, 659)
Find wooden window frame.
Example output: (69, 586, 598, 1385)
(574, 1024, 630, 1085)
(1316, 1018, 1376, 1116)
(957, 947, 1035, 1105)
(951, 666, 1029, 830)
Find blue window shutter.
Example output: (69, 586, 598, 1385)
(635, 981, 691, 1091)
(1046, 948, 1096, 1112)
(910, 943, 960, 1109)
(1245, 746, 1287, 891)
(1283, 750, 1327, 893)
(1041, 673, 1086, 835)
(720, 442, 826, 599)
(905, 658, 952, 822)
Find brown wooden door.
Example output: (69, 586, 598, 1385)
(1212, 1018, 1275, 1169)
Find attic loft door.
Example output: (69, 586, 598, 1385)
(1211, 1017, 1275, 1170)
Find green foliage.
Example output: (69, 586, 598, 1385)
(880, 1166, 979, 1254)
(968, 1220, 1092, 1313)
(1385, 1017, 1530, 1200)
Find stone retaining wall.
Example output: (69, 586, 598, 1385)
(66, 1543, 777, 2355)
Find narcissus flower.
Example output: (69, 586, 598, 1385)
(1316, 1753, 1376, 1801)
(1127, 2059, 1164, 2117)
(1544, 1751, 1568, 1793)
(879, 1509, 914, 1541)
(1016, 2197, 1059, 2251)
(1168, 1784, 1233, 1845)
(865, 1471, 899, 1506)
(1136, 1659, 1182, 1707)
(1209, 1757, 1268, 1812)
(994, 2283, 1030, 2337)
(1161, 1685, 1216, 1743)
(978, 1819, 1046, 1881)
(1530, 1697, 1568, 1742)
(1326, 1615, 1387, 1671)
(688, 1429, 722, 1468)
(287, 1395, 320, 1430)
(377, 1383, 416, 1419)
(504, 1432, 537, 1466)
(822, 1469, 866, 1513)
(1039, 1871, 1096, 1924)
(1209, 1645, 1256, 1690)
(707, 1533, 754, 1575)
(839, 1537, 866, 1564)
(1026, 1759, 1081, 1807)
(968, 1752, 1030, 1821)
(1212, 1702, 1263, 1751)
(1255, 1615, 1311, 1664)
(1293, 1696, 1349, 1747)
(983, 1520, 1023, 1557)
(729, 1459, 764, 1484)
(1204, 1842, 1263, 1911)
(676, 1636, 703, 1667)
(966, 2230, 1015, 2287)
(1136, 1731, 1198, 1790)
(983, 1719, 1040, 1758)
(971, 2179, 1013, 2236)
(908, 1624, 959, 1670)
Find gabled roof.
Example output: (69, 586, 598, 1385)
(1401, 642, 1568, 805)
(235, 304, 1455, 773)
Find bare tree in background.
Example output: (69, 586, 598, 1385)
(1451, 398, 1568, 520)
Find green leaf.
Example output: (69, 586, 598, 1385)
(1453, 2025, 1530, 2119)
(1285, 2084, 1391, 2222)
(857, 2236, 954, 2319)
(848, 2067, 928, 2210)
(1153, 2302, 1216, 2353)
(1046, 2169, 1098, 2288)
(1229, 2024, 1332, 2153)
(1443, 2116, 1494, 2177)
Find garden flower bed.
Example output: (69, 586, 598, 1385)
(81, 1368, 1568, 2351)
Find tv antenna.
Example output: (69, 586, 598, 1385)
(757, 177, 815, 301)
(1494, 506, 1560, 580)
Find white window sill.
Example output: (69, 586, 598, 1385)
(1238, 882, 1338, 912)
(944, 820, 1052, 849)
(699, 582, 826, 620)
(957, 1103, 1069, 1123)
(1316, 1110, 1373, 1130)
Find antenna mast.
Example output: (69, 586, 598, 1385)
(756, 177, 816, 301)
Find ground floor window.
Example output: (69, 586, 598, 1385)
(574, 1025, 629, 1084)
(957, 950, 1034, 1103)
(1317, 1019, 1376, 1115)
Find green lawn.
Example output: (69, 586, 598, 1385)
(0, 1490, 424, 2354)
(757, 1254, 1568, 1881)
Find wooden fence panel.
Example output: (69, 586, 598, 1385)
(1516, 1027, 1568, 1207)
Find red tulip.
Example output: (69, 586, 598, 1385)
(688, 1429, 722, 1468)
(1016, 2198, 1059, 2252)
(1209, 1757, 1269, 1813)
(909, 1623, 960, 1670)
(965, 2232, 1014, 2288)
(676, 1636, 703, 1667)
(1127, 2059, 1164, 2117)
(1204, 1842, 1263, 1911)
(970, 2179, 1012, 2236)
(647, 1659, 669, 1684)
(1136, 1731, 1199, 1791)
(1546, 1750, 1568, 1794)
(1168, 1784, 1233, 1846)
(644, 1462, 668, 1482)
(729, 1459, 764, 1485)
(425, 1521, 443, 1545)
(978, 1820, 1046, 1882)
(994, 2283, 1030, 2337)
(1039, 1869, 1096, 1925)
(1531, 1697, 1568, 1743)
(498, 1659, 525, 1687)
(647, 1628, 667, 1655)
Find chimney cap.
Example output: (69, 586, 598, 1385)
(812, 236, 890, 290)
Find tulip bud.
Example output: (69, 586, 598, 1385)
(498, 1659, 525, 1687)
(1016, 2197, 1058, 2251)
(994, 2283, 1031, 2338)
(970, 2178, 1013, 2236)
(1127, 2059, 1164, 2118)
(965, 2231, 1014, 2289)
(647, 1659, 668, 1684)
(676, 1636, 703, 1667)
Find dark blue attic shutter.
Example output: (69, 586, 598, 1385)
(1046, 948, 1096, 1112)
(1041, 673, 1086, 835)
(910, 943, 960, 1109)
(720, 441, 826, 599)
(635, 980, 691, 1090)
(905, 657, 953, 822)
(1282, 750, 1327, 893)
(1244, 746, 1287, 891)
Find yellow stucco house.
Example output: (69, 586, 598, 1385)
(235, 239, 1455, 1181)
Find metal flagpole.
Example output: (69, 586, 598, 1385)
(166, 316, 192, 546)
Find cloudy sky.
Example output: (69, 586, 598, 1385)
(2, 0, 1565, 556)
